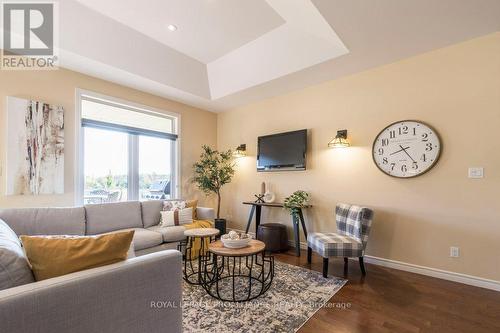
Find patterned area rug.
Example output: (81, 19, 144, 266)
(182, 260, 346, 333)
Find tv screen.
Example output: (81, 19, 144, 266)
(257, 129, 307, 171)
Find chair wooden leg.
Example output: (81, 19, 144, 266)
(344, 257, 348, 271)
(323, 257, 329, 278)
(359, 257, 366, 275)
(307, 247, 312, 263)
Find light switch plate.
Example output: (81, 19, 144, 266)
(468, 167, 484, 178)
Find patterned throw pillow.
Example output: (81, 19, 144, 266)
(160, 207, 193, 227)
(163, 199, 198, 219)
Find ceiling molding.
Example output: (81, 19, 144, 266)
(207, 0, 349, 99)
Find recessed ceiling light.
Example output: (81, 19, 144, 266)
(167, 24, 178, 32)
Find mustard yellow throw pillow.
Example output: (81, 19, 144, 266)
(20, 231, 134, 281)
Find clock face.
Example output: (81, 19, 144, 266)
(373, 120, 441, 178)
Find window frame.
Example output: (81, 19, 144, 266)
(75, 89, 181, 205)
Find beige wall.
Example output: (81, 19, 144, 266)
(217, 33, 500, 281)
(0, 68, 217, 208)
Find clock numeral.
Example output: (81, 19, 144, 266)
(378, 148, 384, 155)
(399, 126, 408, 135)
(390, 163, 396, 171)
(422, 133, 429, 142)
(425, 143, 433, 151)
(389, 130, 396, 139)
(381, 138, 389, 146)
(413, 127, 417, 136)
(421, 154, 427, 162)
(382, 157, 388, 165)
(401, 165, 407, 172)
(412, 162, 418, 170)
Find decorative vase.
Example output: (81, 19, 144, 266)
(263, 191, 276, 203)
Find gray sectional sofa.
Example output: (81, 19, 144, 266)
(0, 200, 215, 333)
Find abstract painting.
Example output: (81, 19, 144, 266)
(6, 96, 64, 195)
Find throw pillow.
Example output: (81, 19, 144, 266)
(20, 230, 134, 281)
(0, 219, 35, 291)
(163, 199, 198, 219)
(160, 207, 194, 227)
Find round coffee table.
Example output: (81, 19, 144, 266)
(201, 239, 274, 302)
(178, 228, 219, 285)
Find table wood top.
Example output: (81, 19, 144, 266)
(184, 228, 220, 237)
(242, 201, 311, 208)
(208, 239, 265, 257)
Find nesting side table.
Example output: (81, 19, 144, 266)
(201, 239, 274, 302)
(178, 228, 219, 285)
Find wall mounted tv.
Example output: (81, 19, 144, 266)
(257, 129, 307, 172)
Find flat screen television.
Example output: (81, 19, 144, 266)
(257, 129, 307, 172)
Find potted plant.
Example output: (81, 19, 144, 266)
(283, 190, 310, 219)
(192, 145, 235, 226)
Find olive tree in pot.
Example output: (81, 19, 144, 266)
(192, 145, 235, 229)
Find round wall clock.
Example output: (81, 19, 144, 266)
(372, 120, 441, 178)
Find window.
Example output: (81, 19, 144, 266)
(76, 91, 179, 205)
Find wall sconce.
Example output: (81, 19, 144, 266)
(233, 144, 247, 157)
(328, 130, 350, 148)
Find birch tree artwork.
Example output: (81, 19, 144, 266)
(6, 96, 64, 195)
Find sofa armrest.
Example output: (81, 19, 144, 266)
(196, 207, 215, 221)
(0, 250, 182, 333)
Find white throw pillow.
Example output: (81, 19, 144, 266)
(160, 207, 193, 227)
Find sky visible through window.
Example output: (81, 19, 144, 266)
(84, 127, 171, 177)
(84, 127, 128, 177)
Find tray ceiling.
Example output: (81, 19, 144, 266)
(54, 0, 500, 112)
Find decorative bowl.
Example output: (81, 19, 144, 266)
(220, 231, 251, 248)
(221, 237, 251, 249)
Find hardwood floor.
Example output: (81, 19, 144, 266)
(274, 250, 500, 333)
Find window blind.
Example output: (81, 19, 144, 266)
(82, 119, 178, 140)
(81, 95, 177, 140)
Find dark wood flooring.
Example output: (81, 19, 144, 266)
(274, 249, 500, 333)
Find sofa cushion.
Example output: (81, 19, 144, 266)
(148, 225, 186, 243)
(85, 201, 143, 235)
(0, 219, 35, 290)
(140, 200, 163, 228)
(0, 207, 85, 236)
(107, 228, 163, 251)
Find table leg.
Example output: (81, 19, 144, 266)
(292, 214, 300, 256)
(255, 205, 262, 235)
(245, 205, 256, 233)
(298, 209, 308, 239)
(197, 239, 202, 283)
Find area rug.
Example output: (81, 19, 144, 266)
(182, 260, 347, 333)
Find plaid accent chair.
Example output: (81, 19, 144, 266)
(307, 203, 374, 277)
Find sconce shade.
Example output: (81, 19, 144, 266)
(328, 130, 350, 148)
(233, 144, 247, 157)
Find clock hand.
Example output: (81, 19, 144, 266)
(390, 146, 410, 156)
(399, 145, 416, 163)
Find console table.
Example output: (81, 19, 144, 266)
(243, 201, 310, 256)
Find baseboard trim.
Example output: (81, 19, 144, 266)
(228, 227, 500, 292)
(362, 255, 500, 292)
